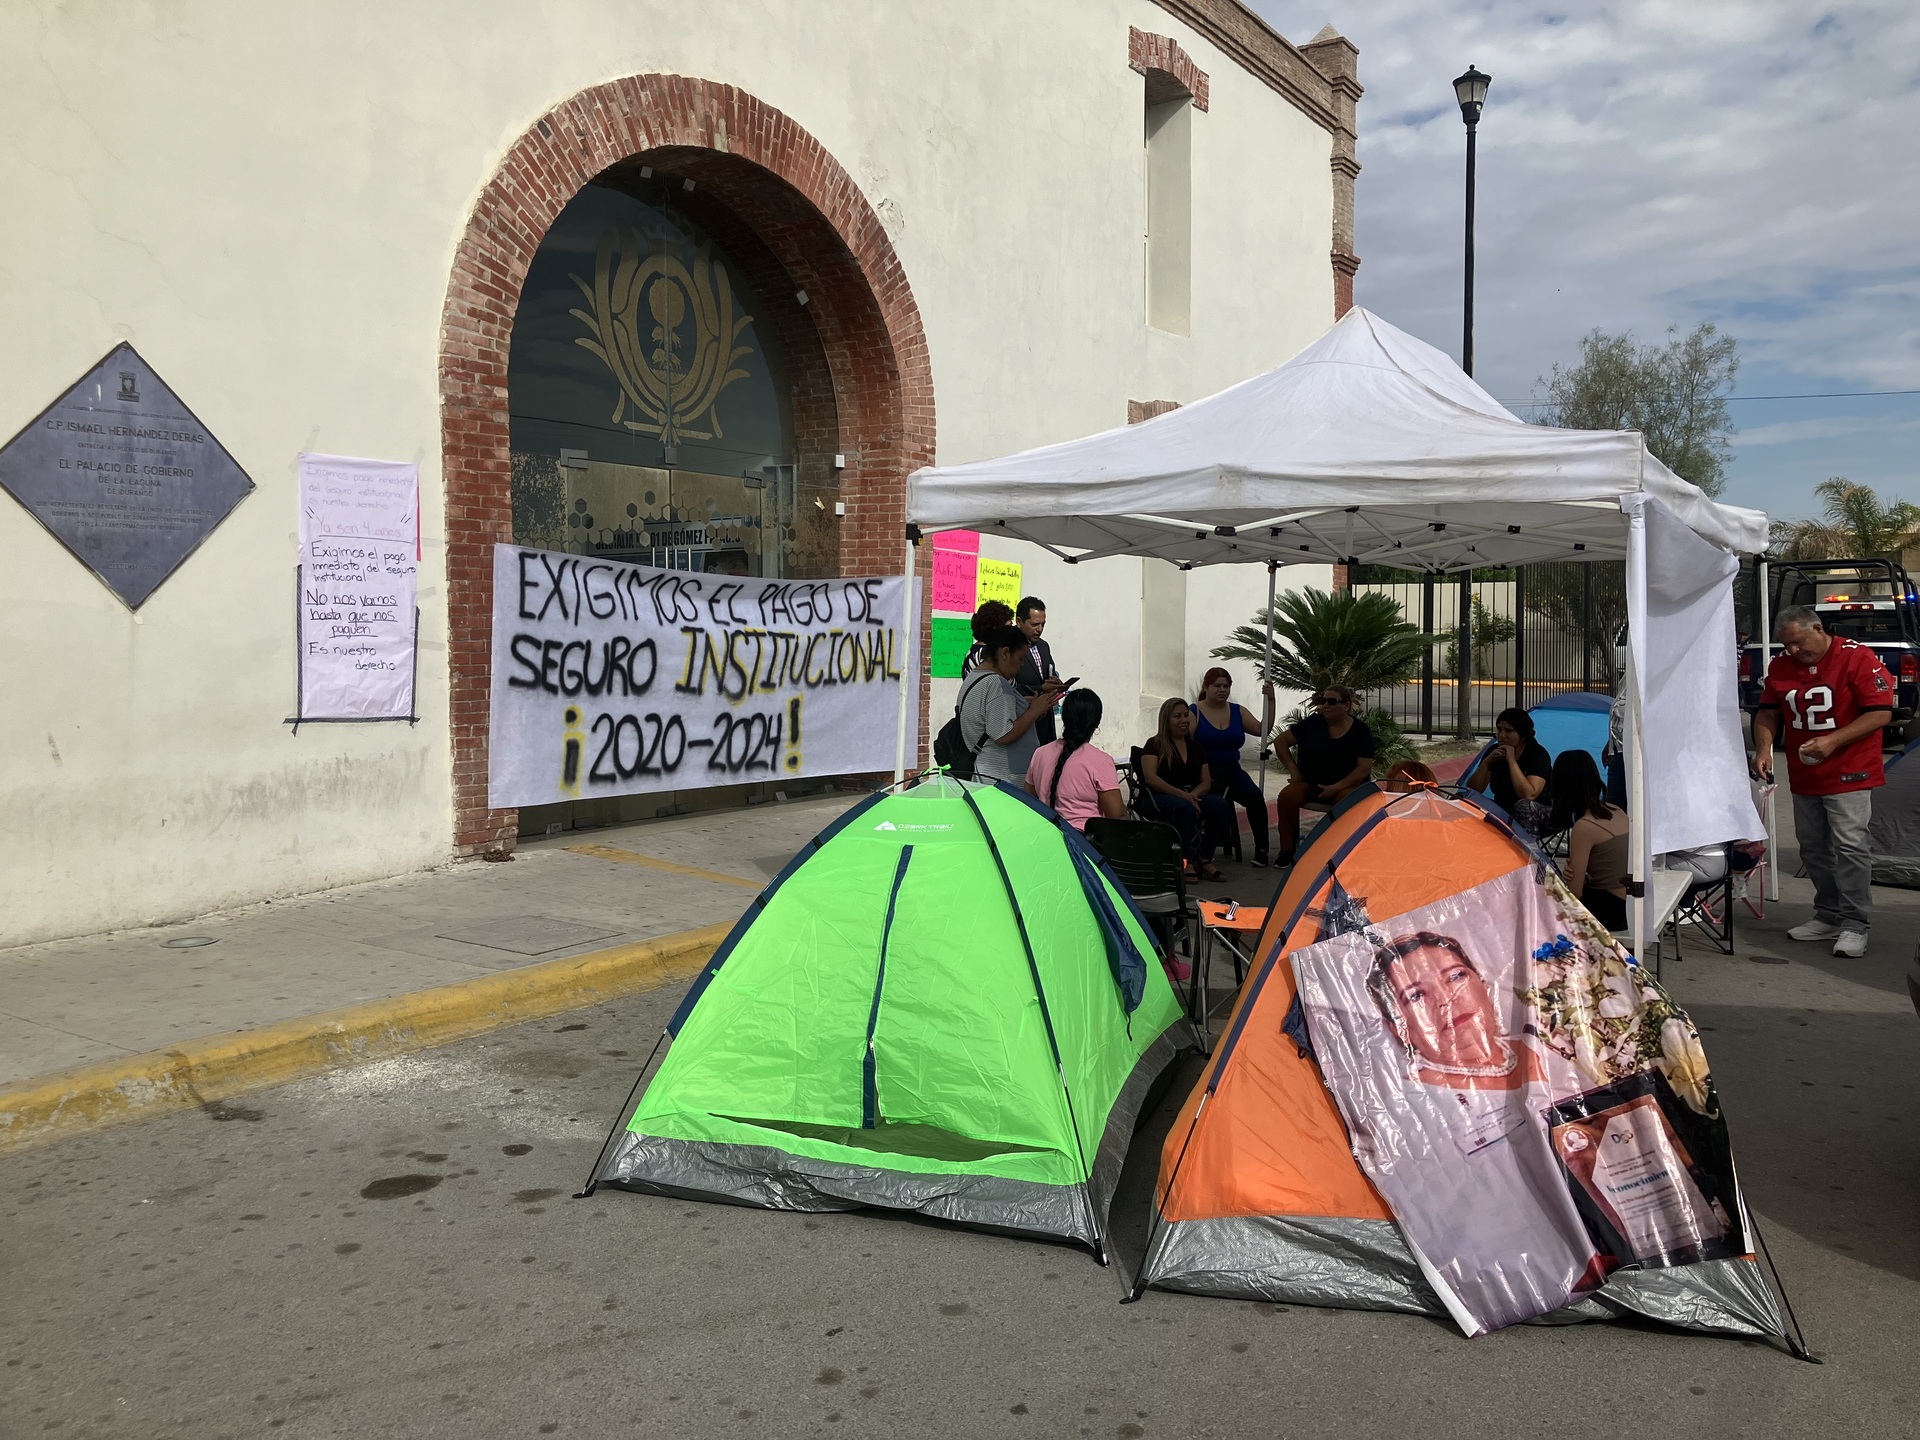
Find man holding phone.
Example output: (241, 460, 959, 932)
(1014, 595, 1060, 744)
(1752, 605, 1892, 958)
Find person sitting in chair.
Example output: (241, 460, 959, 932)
(1025, 689, 1124, 831)
(1546, 750, 1630, 930)
(1272, 686, 1376, 862)
(1191, 668, 1278, 866)
(1137, 696, 1233, 880)
(1466, 706, 1553, 836)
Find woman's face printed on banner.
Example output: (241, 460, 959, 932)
(1373, 936, 1523, 1088)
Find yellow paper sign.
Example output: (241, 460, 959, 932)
(976, 558, 1023, 610)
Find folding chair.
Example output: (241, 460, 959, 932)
(1084, 817, 1202, 1007)
(1126, 748, 1241, 865)
(1665, 871, 1735, 957)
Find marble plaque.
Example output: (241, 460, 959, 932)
(0, 344, 256, 608)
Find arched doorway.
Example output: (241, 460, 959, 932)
(440, 76, 934, 856)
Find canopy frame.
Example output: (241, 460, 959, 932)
(908, 308, 1770, 970)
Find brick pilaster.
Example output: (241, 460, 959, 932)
(1301, 27, 1364, 319)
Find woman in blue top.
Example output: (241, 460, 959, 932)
(1192, 667, 1277, 866)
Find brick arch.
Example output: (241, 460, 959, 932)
(439, 75, 935, 856)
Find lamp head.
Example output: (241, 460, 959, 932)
(1453, 65, 1491, 125)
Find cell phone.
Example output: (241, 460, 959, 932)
(1059, 676, 1080, 689)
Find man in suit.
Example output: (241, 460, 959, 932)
(1014, 595, 1060, 745)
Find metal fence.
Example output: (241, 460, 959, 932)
(1352, 561, 1623, 736)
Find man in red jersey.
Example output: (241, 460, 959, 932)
(1751, 605, 1893, 958)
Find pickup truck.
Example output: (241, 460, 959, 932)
(1739, 558, 1920, 745)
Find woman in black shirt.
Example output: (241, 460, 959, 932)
(1138, 697, 1234, 879)
(1467, 705, 1553, 835)
(1272, 685, 1377, 861)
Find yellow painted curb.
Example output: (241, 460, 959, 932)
(562, 842, 763, 889)
(0, 921, 729, 1156)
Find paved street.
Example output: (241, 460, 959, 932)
(5, 839, 1918, 1438)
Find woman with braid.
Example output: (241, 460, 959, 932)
(1024, 689, 1125, 830)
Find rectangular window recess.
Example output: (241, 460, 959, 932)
(1144, 97, 1192, 336)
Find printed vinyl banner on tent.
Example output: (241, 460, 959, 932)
(488, 544, 919, 809)
(1292, 866, 1741, 1336)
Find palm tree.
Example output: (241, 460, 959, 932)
(1212, 587, 1439, 693)
(1773, 478, 1920, 561)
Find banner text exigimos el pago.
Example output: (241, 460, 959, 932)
(487, 544, 919, 809)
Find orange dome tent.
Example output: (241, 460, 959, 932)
(1131, 786, 1799, 1350)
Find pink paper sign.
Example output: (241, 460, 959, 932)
(931, 529, 980, 554)
(931, 549, 978, 613)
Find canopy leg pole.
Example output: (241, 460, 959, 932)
(1258, 561, 1277, 795)
(1626, 506, 1653, 972)
(893, 537, 915, 787)
(1757, 558, 1780, 902)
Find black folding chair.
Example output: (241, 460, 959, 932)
(1084, 817, 1202, 1016)
(1119, 749, 1150, 819)
(1664, 853, 1736, 958)
(1127, 746, 1242, 864)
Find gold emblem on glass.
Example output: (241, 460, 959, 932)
(569, 224, 755, 443)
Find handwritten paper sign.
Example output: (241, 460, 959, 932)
(976, 557, 1023, 610)
(931, 548, 978, 612)
(295, 454, 419, 721)
(488, 545, 920, 808)
(930, 615, 973, 679)
(931, 530, 980, 554)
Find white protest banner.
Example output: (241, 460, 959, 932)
(487, 544, 920, 809)
(295, 453, 419, 721)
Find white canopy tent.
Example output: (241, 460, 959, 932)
(908, 307, 1769, 957)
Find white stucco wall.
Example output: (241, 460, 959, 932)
(0, 0, 1345, 943)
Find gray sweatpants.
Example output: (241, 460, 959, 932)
(1792, 789, 1875, 932)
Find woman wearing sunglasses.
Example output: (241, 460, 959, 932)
(1271, 685, 1377, 862)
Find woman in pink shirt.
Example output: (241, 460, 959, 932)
(1025, 690, 1126, 830)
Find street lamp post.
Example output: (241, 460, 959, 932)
(1453, 64, 1490, 378)
(1452, 64, 1489, 740)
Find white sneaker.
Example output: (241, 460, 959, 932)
(1832, 931, 1868, 958)
(1787, 918, 1841, 942)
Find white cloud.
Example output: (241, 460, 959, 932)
(1248, 2, 1920, 515)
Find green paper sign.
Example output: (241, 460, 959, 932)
(931, 615, 972, 678)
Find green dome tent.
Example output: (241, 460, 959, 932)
(585, 776, 1191, 1260)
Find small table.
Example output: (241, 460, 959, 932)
(1192, 900, 1268, 1049)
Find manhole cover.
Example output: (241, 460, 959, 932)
(435, 915, 622, 956)
(162, 936, 218, 949)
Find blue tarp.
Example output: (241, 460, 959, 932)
(1531, 691, 1610, 771)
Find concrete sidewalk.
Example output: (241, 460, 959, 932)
(0, 792, 864, 1091)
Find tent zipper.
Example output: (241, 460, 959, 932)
(863, 845, 914, 1129)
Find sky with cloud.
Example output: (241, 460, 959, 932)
(1250, 1, 1920, 521)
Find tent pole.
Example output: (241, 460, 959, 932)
(1627, 506, 1653, 970)
(893, 537, 915, 786)
(1259, 560, 1277, 794)
(1757, 557, 1779, 902)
